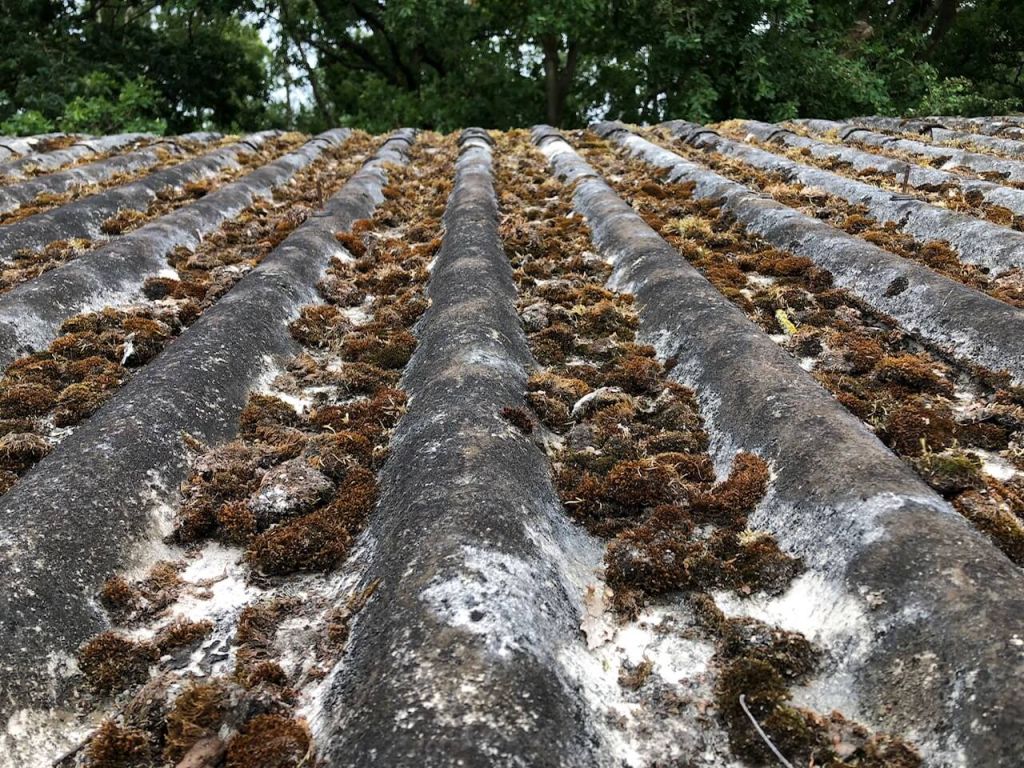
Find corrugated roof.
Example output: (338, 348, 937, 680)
(0, 117, 1022, 768)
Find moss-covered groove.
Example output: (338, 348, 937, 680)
(0, 131, 351, 370)
(663, 121, 1024, 277)
(0, 130, 281, 260)
(536, 126, 1024, 768)
(0, 133, 221, 221)
(0, 130, 414, 759)
(658, 124, 1024, 307)
(597, 122, 1024, 386)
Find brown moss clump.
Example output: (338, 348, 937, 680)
(500, 405, 534, 434)
(0, 431, 50, 471)
(98, 575, 141, 622)
(163, 680, 228, 763)
(245, 478, 373, 575)
(239, 394, 301, 434)
(882, 400, 957, 456)
(84, 720, 153, 768)
(100, 208, 149, 235)
(876, 354, 952, 395)
(289, 304, 350, 348)
(335, 230, 367, 258)
(156, 619, 214, 653)
(0, 382, 58, 416)
(225, 714, 309, 768)
(954, 489, 1024, 566)
(52, 381, 114, 426)
(605, 507, 697, 594)
(688, 452, 771, 525)
(77, 632, 157, 695)
(602, 459, 676, 509)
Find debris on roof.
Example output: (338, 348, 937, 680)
(1, 117, 1023, 768)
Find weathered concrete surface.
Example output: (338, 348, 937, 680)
(538, 125, 1024, 768)
(318, 129, 601, 768)
(597, 122, 1024, 386)
(0, 130, 414, 736)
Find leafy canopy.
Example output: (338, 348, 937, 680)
(1, 0, 1020, 134)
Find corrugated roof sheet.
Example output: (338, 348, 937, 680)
(0, 117, 1023, 768)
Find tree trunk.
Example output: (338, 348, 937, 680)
(541, 35, 579, 127)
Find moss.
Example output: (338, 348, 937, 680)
(640, 430, 705, 455)
(84, 720, 152, 768)
(52, 381, 114, 426)
(0, 431, 50, 471)
(688, 452, 770, 526)
(252, 423, 307, 462)
(225, 714, 309, 768)
(529, 322, 576, 364)
(527, 371, 591, 403)
(716, 656, 792, 761)
(335, 230, 367, 259)
(77, 631, 157, 696)
(163, 681, 228, 763)
(651, 452, 714, 483)
(239, 394, 302, 435)
(317, 275, 366, 307)
(876, 354, 951, 395)
(156, 619, 214, 653)
(49, 330, 119, 361)
(605, 514, 696, 594)
(237, 659, 291, 690)
(500, 405, 534, 434)
(954, 489, 1024, 566)
(98, 575, 141, 623)
(578, 300, 637, 338)
(718, 618, 818, 681)
(289, 304, 349, 348)
(913, 450, 984, 496)
(601, 459, 676, 509)
(246, 474, 374, 575)
(0, 381, 58, 416)
(340, 326, 417, 369)
(0, 470, 19, 493)
(882, 401, 957, 456)
(728, 531, 804, 596)
(840, 334, 884, 374)
(603, 355, 663, 395)
(141, 276, 178, 300)
(100, 208, 148, 235)
(525, 391, 571, 432)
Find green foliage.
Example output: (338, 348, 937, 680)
(60, 73, 167, 134)
(0, 108, 54, 136)
(0, 0, 1020, 133)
